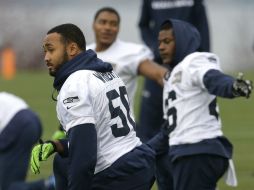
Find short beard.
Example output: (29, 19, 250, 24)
(50, 50, 69, 77)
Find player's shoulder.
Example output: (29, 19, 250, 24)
(64, 70, 122, 90)
(185, 52, 219, 63)
(63, 70, 96, 90)
(181, 52, 220, 68)
(0, 92, 28, 107)
(86, 43, 96, 51)
(67, 70, 93, 81)
(117, 39, 151, 53)
(0, 92, 24, 102)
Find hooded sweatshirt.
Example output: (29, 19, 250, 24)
(53, 49, 142, 189)
(163, 19, 234, 161)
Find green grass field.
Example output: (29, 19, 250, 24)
(1, 69, 254, 189)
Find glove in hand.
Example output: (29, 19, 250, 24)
(161, 119, 175, 136)
(232, 72, 253, 98)
(51, 130, 66, 140)
(30, 140, 55, 174)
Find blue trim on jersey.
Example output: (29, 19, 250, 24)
(0, 109, 42, 151)
(169, 136, 233, 162)
(54, 49, 113, 91)
(139, 0, 210, 61)
(203, 69, 235, 98)
(68, 123, 97, 190)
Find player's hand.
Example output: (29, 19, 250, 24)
(30, 139, 56, 174)
(161, 119, 175, 135)
(232, 72, 253, 98)
(52, 129, 66, 140)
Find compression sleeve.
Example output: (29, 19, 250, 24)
(68, 123, 97, 190)
(203, 69, 235, 98)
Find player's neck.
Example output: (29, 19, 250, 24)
(95, 43, 111, 52)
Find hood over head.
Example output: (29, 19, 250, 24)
(162, 19, 201, 68)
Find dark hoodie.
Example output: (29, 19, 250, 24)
(52, 49, 113, 189)
(167, 18, 201, 69)
(168, 18, 236, 98)
(165, 19, 233, 162)
(53, 49, 113, 91)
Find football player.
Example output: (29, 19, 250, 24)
(87, 7, 168, 114)
(160, 19, 252, 190)
(30, 23, 170, 190)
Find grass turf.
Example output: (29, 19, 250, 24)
(1, 70, 254, 189)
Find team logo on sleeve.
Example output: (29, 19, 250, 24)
(63, 96, 80, 110)
(63, 96, 79, 104)
(172, 71, 182, 84)
(207, 56, 217, 63)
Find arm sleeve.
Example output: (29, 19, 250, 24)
(129, 44, 154, 75)
(192, 0, 210, 52)
(188, 54, 221, 88)
(67, 123, 97, 190)
(203, 69, 235, 98)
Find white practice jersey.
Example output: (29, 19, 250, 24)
(87, 39, 153, 111)
(0, 92, 28, 134)
(163, 52, 224, 146)
(57, 70, 141, 174)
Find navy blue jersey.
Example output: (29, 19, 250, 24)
(139, 0, 210, 60)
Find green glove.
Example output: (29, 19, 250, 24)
(51, 130, 66, 140)
(30, 140, 56, 174)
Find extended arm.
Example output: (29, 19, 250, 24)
(203, 69, 252, 98)
(138, 59, 168, 86)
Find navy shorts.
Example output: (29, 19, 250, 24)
(172, 154, 229, 190)
(54, 143, 156, 190)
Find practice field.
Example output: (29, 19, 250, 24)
(1, 70, 254, 190)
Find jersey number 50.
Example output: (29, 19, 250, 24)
(106, 86, 135, 137)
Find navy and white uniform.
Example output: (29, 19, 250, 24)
(163, 19, 237, 190)
(87, 39, 153, 113)
(0, 92, 42, 190)
(57, 69, 141, 174)
(138, 2, 210, 188)
(53, 50, 159, 190)
(138, 0, 210, 141)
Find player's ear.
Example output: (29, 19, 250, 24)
(67, 42, 80, 57)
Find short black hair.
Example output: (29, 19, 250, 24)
(94, 7, 121, 24)
(47, 23, 86, 51)
(160, 20, 173, 31)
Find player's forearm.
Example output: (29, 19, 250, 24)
(203, 69, 235, 98)
(68, 124, 97, 190)
(54, 139, 69, 157)
(138, 60, 168, 86)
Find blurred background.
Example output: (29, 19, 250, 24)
(0, 0, 254, 71)
(1, 0, 254, 190)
